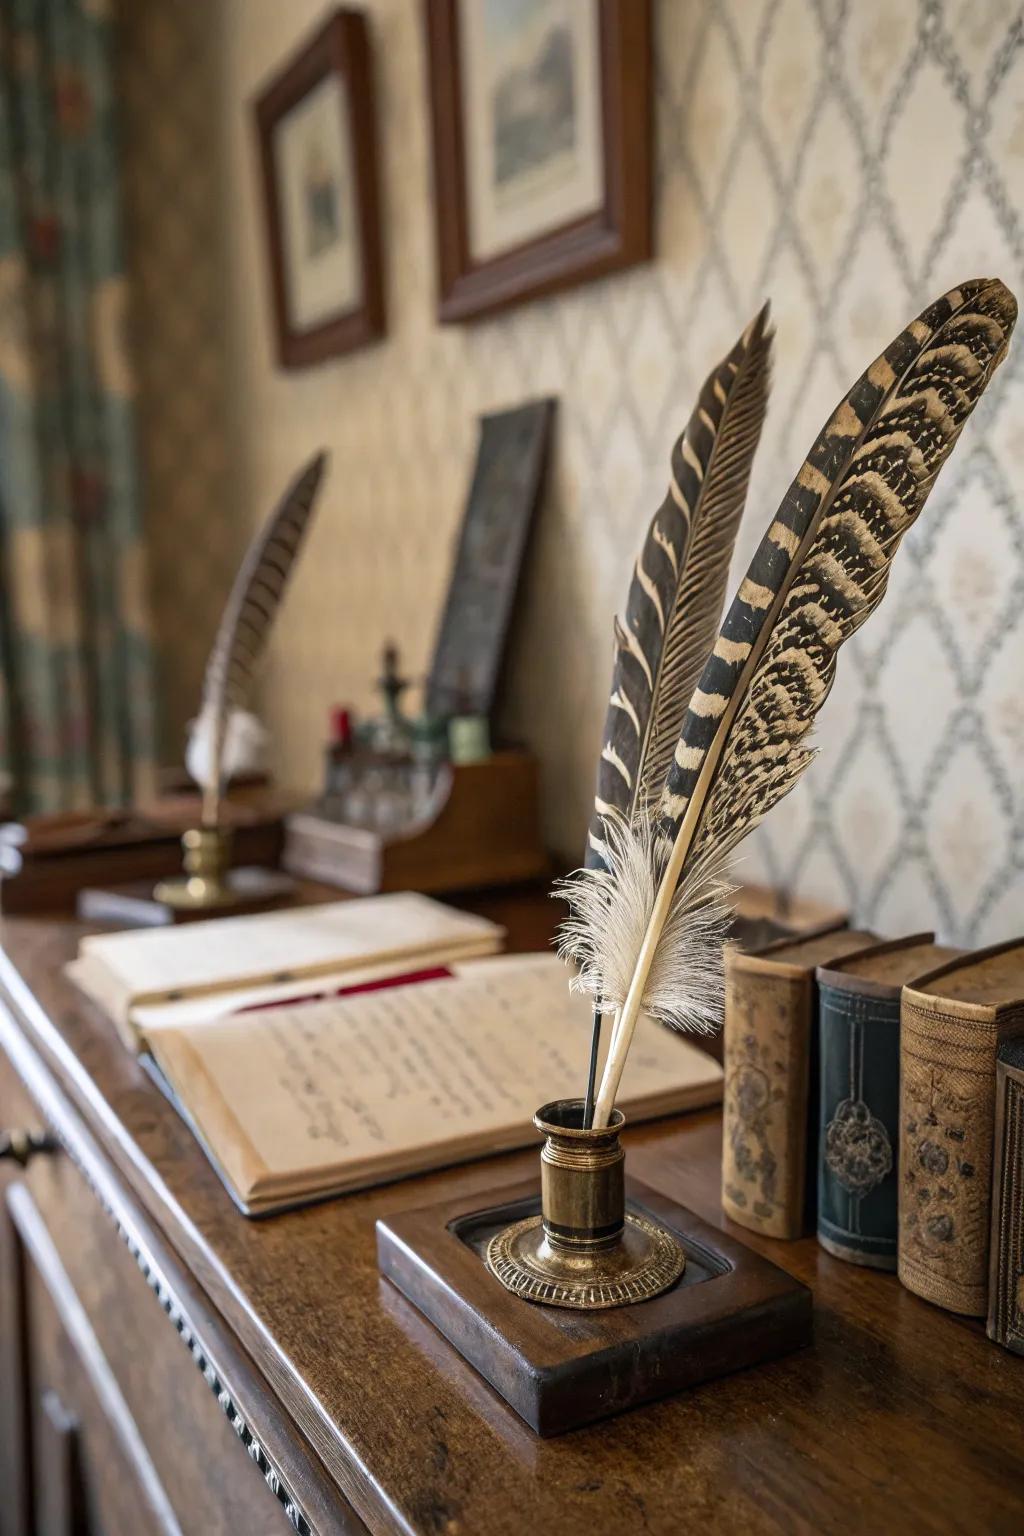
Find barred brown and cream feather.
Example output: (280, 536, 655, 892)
(199, 451, 327, 825)
(658, 277, 1016, 853)
(585, 305, 772, 871)
(561, 278, 1017, 1126)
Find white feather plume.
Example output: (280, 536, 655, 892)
(555, 816, 733, 1035)
(186, 705, 268, 793)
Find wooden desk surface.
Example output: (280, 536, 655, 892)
(1, 898, 1023, 1535)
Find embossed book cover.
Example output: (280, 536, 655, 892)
(722, 926, 875, 1240)
(816, 936, 961, 1270)
(900, 940, 1024, 1316)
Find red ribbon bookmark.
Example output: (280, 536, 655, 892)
(237, 965, 454, 1014)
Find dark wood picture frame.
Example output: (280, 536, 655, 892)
(253, 8, 386, 367)
(423, 0, 651, 324)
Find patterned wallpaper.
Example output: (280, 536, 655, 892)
(117, 0, 238, 757)
(123, 0, 1024, 945)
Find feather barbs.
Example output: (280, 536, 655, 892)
(584, 306, 774, 870)
(556, 817, 733, 1036)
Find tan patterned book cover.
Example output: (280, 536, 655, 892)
(722, 926, 875, 1240)
(900, 940, 1024, 1316)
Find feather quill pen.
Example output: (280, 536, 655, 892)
(559, 277, 1018, 1127)
(584, 304, 774, 870)
(195, 451, 328, 827)
(575, 308, 774, 1120)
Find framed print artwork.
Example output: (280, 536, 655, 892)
(254, 8, 385, 367)
(423, 0, 651, 323)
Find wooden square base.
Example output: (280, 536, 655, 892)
(376, 1175, 812, 1435)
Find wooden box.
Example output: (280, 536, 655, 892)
(283, 749, 549, 895)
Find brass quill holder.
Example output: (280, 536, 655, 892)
(154, 825, 237, 911)
(486, 1099, 685, 1309)
(152, 453, 328, 917)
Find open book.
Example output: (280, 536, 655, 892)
(67, 892, 505, 1050)
(67, 895, 722, 1215)
(143, 953, 723, 1214)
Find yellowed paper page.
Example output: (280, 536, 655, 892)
(149, 954, 722, 1208)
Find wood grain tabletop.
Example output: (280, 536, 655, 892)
(1, 899, 1022, 1536)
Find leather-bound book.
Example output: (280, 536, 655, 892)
(987, 1036, 1024, 1352)
(816, 936, 961, 1270)
(722, 925, 876, 1239)
(900, 940, 1024, 1317)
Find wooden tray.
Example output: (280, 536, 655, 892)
(377, 1175, 812, 1435)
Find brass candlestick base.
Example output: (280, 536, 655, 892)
(486, 1099, 685, 1310)
(154, 826, 238, 911)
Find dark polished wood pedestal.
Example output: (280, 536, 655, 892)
(1, 889, 1023, 1535)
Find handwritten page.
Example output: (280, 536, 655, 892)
(148, 953, 723, 1211)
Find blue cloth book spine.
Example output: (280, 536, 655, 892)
(816, 980, 901, 1270)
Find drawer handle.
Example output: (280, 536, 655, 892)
(0, 1128, 57, 1166)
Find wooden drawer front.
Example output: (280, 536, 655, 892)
(20, 1216, 173, 1536)
(0, 1014, 361, 1536)
(0, 1048, 40, 1536)
(9, 1151, 290, 1536)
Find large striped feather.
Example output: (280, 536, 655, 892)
(585, 306, 772, 870)
(199, 451, 327, 824)
(658, 278, 1015, 848)
(559, 278, 1017, 1127)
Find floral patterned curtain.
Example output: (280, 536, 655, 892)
(0, 0, 156, 814)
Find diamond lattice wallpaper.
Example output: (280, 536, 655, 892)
(125, 0, 1024, 944)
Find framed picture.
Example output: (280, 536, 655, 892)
(254, 8, 385, 367)
(423, 0, 650, 323)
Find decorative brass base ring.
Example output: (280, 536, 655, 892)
(486, 1211, 685, 1310)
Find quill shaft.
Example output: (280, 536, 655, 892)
(582, 1003, 602, 1128)
(591, 792, 701, 1125)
